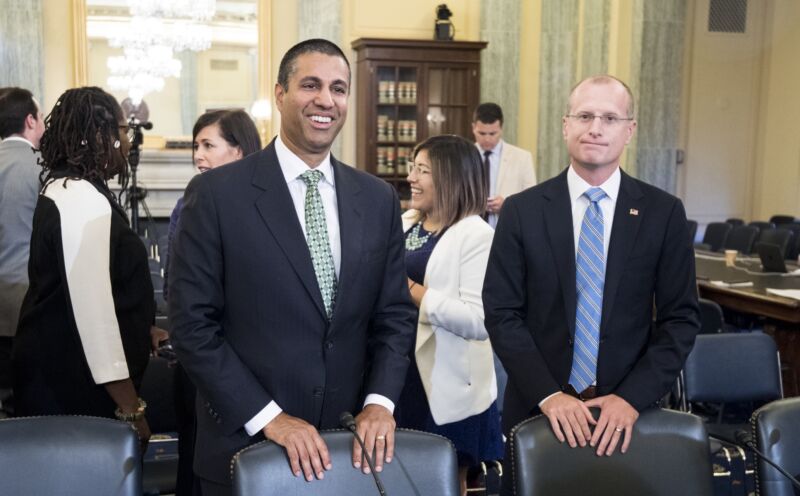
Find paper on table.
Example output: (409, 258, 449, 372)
(710, 280, 754, 288)
(766, 288, 800, 300)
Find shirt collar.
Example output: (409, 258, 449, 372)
(275, 134, 335, 187)
(567, 164, 621, 203)
(476, 139, 503, 157)
(2, 136, 35, 148)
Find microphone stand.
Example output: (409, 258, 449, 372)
(340, 412, 387, 496)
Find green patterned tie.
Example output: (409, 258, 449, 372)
(300, 170, 337, 319)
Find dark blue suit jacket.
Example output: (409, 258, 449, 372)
(483, 168, 700, 433)
(169, 141, 416, 483)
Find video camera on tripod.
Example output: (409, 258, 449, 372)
(120, 98, 154, 234)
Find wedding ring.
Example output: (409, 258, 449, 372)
(615, 427, 623, 432)
(376, 435, 386, 441)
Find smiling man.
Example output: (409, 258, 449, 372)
(169, 39, 416, 495)
(483, 75, 700, 494)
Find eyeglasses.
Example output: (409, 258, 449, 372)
(119, 125, 135, 142)
(565, 112, 634, 126)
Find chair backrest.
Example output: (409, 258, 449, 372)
(725, 218, 745, 227)
(232, 429, 459, 496)
(698, 298, 724, 334)
(724, 225, 759, 254)
(0, 416, 141, 496)
(750, 221, 777, 233)
(687, 219, 699, 243)
(683, 333, 782, 404)
(509, 409, 713, 496)
(702, 222, 732, 252)
(757, 228, 794, 258)
(752, 397, 800, 496)
(769, 215, 795, 226)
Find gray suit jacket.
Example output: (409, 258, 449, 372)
(0, 139, 40, 337)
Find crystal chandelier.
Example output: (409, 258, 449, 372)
(107, 0, 216, 104)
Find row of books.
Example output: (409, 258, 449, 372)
(376, 146, 413, 175)
(377, 115, 418, 143)
(378, 81, 417, 104)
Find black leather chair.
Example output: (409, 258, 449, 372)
(725, 217, 745, 227)
(769, 215, 795, 226)
(757, 228, 794, 259)
(681, 333, 782, 440)
(777, 223, 800, 259)
(701, 222, 732, 252)
(751, 397, 800, 496)
(508, 408, 713, 496)
(0, 416, 141, 495)
(750, 221, 777, 233)
(724, 225, 759, 255)
(232, 429, 459, 496)
(698, 298, 724, 334)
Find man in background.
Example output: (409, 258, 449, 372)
(472, 102, 537, 228)
(0, 87, 45, 414)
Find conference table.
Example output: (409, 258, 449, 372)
(694, 250, 800, 396)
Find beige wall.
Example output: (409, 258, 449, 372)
(42, 0, 79, 110)
(753, 0, 800, 220)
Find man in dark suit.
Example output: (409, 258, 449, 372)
(483, 75, 700, 463)
(169, 39, 416, 495)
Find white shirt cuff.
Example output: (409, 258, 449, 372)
(364, 394, 395, 414)
(538, 392, 562, 408)
(244, 401, 283, 436)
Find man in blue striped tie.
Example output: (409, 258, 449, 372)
(483, 75, 700, 473)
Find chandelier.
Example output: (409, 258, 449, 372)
(107, 0, 216, 104)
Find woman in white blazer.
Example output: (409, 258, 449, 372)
(396, 135, 503, 495)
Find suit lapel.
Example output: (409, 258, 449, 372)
(601, 171, 644, 336)
(252, 142, 327, 320)
(543, 169, 577, 337)
(496, 145, 511, 196)
(329, 158, 363, 329)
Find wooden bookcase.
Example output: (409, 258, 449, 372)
(351, 38, 487, 205)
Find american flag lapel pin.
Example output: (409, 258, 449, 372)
(629, 208, 639, 216)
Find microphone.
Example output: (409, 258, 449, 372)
(339, 411, 387, 496)
(729, 430, 800, 490)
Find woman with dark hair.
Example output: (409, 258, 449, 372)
(164, 109, 260, 496)
(13, 87, 153, 445)
(163, 109, 261, 298)
(397, 134, 503, 495)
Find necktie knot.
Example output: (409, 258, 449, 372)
(300, 169, 324, 188)
(483, 150, 492, 159)
(584, 187, 606, 204)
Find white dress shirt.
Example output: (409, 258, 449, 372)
(244, 135, 394, 436)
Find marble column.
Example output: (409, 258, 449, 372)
(536, 0, 580, 180)
(480, 0, 522, 144)
(0, 0, 44, 100)
(629, 0, 686, 194)
(297, 0, 343, 157)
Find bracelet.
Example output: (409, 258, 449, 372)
(409, 281, 417, 290)
(114, 398, 147, 422)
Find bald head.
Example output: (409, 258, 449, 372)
(566, 75, 635, 118)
